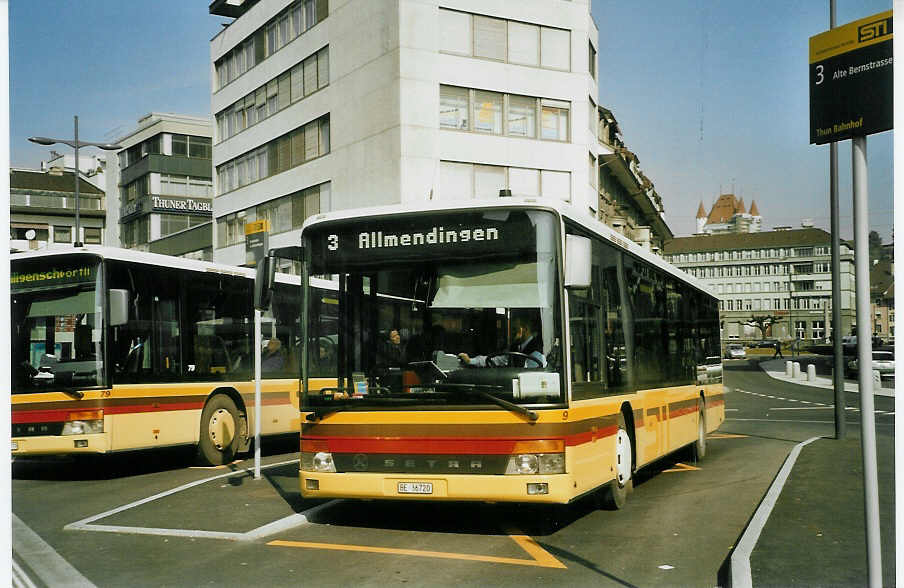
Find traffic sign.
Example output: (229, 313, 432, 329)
(809, 10, 893, 144)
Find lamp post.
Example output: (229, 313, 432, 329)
(29, 115, 121, 247)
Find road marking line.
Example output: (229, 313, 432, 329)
(13, 513, 97, 587)
(768, 406, 834, 411)
(730, 436, 821, 588)
(65, 459, 313, 541)
(268, 534, 567, 569)
(708, 433, 748, 439)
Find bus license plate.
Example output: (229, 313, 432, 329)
(398, 482, 433, 495)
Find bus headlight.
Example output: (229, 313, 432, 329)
(539, 453, 565, 474)
(62, 411, 103, 435)
(505, 453, 565, 475)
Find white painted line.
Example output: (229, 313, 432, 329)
(66, 459, 299, 530)
(13, 513, 97, 587)
(69, 459, 298, 531)
(64, 458, 337, 542)
(768, 406, 834, 411)
(242, 501, 338, 541)
(71, 524, 246, 541)
(730, 436, 821, 588)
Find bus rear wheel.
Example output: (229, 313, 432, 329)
(198, 395, 245, 466)
(599, 414, 633, 510)
(691, 401, 706, 461)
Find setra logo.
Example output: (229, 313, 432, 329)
(858, 16, 892, 43)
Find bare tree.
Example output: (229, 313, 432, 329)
(744, 314, 781, 339)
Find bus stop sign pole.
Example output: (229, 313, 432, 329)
(254, 309, 262, 480)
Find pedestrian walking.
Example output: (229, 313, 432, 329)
(772, 340, 784, 359)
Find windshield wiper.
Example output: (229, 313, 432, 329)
(432, 383, 538, 421)
(305, 387, 421, 421)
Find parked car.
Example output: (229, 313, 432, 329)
(725, 344, 746, 360)
(846, 351, 895, 377)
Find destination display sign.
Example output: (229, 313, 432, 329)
(11, 260, 98, 291)
(306, 209, 547, 271)
(809, 10, 893, 144)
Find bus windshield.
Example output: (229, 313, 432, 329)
(11, 257, 104, 393)
(304, 208, 564, 410)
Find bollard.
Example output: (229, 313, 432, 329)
(792, 362, 801, 378)
(786, 361, 793, 376)
(807, 364, 816, 382)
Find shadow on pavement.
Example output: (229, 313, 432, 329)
(12, 433, 299, 482)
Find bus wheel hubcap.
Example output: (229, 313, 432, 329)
(208, 409, 236, 450)
(615, 429, 632, 486)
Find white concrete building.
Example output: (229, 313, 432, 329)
(210, 0, 603, 267)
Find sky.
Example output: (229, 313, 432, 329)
(9, 0, 895, 241)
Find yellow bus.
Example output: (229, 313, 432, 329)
(11, 246, 303, 465)
(266, 199, 724, 507)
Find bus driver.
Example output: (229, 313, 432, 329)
(457, 314, 546, 368)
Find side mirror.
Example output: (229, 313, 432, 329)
(564, 235, 592, 288)
(109, 289, 129, 326)
(254, 255, 276, 310)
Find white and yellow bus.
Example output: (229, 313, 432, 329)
(11, 247, 303, 465)
(264, 198, 724, 507)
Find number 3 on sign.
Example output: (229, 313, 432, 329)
(328, 234, 339, 251)
(815, 64, 824, 85)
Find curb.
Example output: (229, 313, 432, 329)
(722, 436, 822, 588)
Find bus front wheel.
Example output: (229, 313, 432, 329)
(599, 413, 633, 510)
(198, 395, 245, 466)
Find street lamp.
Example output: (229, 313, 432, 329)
(29, 115, 121, 247)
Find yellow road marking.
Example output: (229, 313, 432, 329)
(663, 462, 700, 473)
(708, 433, 749, 439)
(268, 532, 566, 569)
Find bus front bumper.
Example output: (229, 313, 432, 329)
(12, 433, 110, 456)
(300, 471, 578, 504)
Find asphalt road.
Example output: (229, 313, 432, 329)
(11, 360, 895, 587)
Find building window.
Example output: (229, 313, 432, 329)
(215, 0, 327, 91)
(53, 226, 71, 243)
(216, 47, 328, 144)
(439, 161, 570, 201)
(216, 182, 330, 249)
(216, 115, 330, 196)
(589, 42, 597, 79)
(440, 85, 569, 142)
(439, 9, 570, 71)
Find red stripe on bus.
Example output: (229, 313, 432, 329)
(11, 396, 291, 424)
(306, 426, 620, 454)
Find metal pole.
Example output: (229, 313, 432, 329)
(829, 0, 845, 439)
(851, 135, 882, 586)
(73, 115, 82, 247)
(254, 309, 262, 480)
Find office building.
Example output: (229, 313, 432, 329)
(209, 0, 616, 267)
(105, 113, 213, 260)
(664, 227, 856, 341)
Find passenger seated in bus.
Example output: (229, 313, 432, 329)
(262, 338, 286, 371)
(458, 315, 546, 368)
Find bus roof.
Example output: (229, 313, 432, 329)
(9, 245, 300, 285)
(300, 198, 714, 297)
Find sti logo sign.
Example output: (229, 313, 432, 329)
(809, 10, 893, 144)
